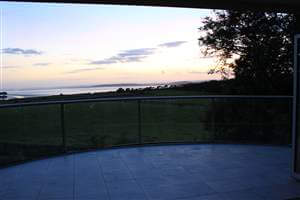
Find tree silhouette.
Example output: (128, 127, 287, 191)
(199, 10, 296, 95)
(199, 11, 295, 144)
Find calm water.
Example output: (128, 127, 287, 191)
(5, 84, 161, 99)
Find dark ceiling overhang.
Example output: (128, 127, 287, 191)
(3, 0, 300, 13)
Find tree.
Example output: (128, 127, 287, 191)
(199, 11, 295, 144)
(199, 10, 296, 95)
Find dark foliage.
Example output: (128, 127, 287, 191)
(199, 10, 295, 95)
(198, 11, 295, 144)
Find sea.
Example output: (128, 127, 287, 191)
(4, 83, 164, 100)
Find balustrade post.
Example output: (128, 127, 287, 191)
(60, 103, 66, 152)
(138, 100, 142, 144)
(211, 98, 216, 141)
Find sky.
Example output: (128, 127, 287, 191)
(0, 1, 221, 90)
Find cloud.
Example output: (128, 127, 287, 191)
(89, 42, 188, 66)
(66, 67, 105, 74)
(90, 58, 118, 65)
(1, 48, 43, 55)
(89, 48, 156, 65)
(118, 48, 156, 57)
(33, 62, 51, 66)
(159, 41, 187, 48)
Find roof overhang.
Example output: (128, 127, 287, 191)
(3, 0, 300, 13)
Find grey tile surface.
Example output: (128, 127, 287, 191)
(0, 144, 299, 200)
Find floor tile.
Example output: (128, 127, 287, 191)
(0, 144, 299, 200)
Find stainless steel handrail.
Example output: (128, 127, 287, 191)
(0, 95, 293, 152)
(0, 95, 293, 109)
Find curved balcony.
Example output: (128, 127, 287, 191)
(0, 96, 299, 199)
(0, 144, 300, 200)
(0, 95, 293, 163)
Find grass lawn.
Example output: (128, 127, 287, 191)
(0, 98, 212, 148)
(0, 88, 292, 165)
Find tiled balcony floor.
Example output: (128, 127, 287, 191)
(0, 144, 300, 200)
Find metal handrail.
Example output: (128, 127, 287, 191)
(0, 95, 293, 153)
(0, 95, 293, 108)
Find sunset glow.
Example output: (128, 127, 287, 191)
(0, 2, 220, 90)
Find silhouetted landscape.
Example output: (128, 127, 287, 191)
(1, 1, 300, 199)
(0, 79, 292, 165)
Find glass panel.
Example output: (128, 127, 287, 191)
(212, 98, 292, 144)
(296, 36, 300, 173)
(65, 101, 139, 150)
(141, 99, 211, 143)
(0, 105, 62, 165)
(0, 107, 23, 165)
(297, 107, 300, 173)
(141, 98, 291, 144)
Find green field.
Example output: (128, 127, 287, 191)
(0, 88, 292, 165)
(0, 98, 211, 147)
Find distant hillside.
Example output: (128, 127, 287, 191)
(175, 79, 237, 95)
(177, 78, 292, 95)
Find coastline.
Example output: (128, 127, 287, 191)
(3, 83, 168, 100)
(1, 84, 181, 104)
